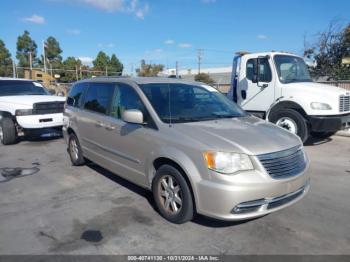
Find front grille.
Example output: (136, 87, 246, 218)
(257, 146, 307, 179)
(33, 101, 65, 115)
(339, 95, 350, 112)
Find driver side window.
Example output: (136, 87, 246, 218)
(246, 58, 272, 82)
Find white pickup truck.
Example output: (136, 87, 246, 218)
(227, 51, 350, 143)
(0, 78, 66, 145)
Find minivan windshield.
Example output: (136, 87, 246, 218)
(274, 55, 312, 84)
(0, 80, 49, 96)
(140, 83, 246, 123)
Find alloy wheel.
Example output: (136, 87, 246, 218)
(69, 138, 79, 161)
(158, 175, 183, 214)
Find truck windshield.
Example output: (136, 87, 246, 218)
(0, 80, 49, 96)
(140, 83, 246, 124)
(274, 55, 312, 84)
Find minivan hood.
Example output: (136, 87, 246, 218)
(172, 116, 301, 156)
(0, 95, 66, 107)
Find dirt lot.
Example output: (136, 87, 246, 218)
(0, 136, 349, 255)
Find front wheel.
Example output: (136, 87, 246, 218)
(270, 109, 309, 143)
(0, 117, 17, 145)
(68, 133, 85, 166)
(152, 165, 194, 224)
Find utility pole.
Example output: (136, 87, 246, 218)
(43, 41, 47, 73)
(175, 61, 179, 78)
(197, 49, 203, 74)
(75, 65, 79, 80)
(29, 51, 33, 79)
(12, 60, 16, 78)
(105, 66, 108, 76)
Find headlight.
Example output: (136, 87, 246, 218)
(203, 151, 254, 174)
(15, 109, 33, 116)
(310, 102, 332, 110)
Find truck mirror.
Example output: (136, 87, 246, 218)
(66, 97, 75, 106)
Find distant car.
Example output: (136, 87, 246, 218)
(63, 77, 310, 224)
(0, 78, 66, 145)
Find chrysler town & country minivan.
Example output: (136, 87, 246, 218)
(63, 77, 310, 223)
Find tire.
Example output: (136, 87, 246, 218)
(0, 117, 17, 145)
(68, 133, 85, 166)
(270, 109, 309, 143)
(311, 131, 335, 139)
(152, 164, 194, 224)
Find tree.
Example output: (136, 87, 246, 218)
(60, 57, 82, 83)
(45, 36, 63, 70)
(16, 30, 38, 68)
(0, 39, 13, 77)
(304, 21, 350, 80)
(108, 54, 123, 75)
(136, 59, 164, 77)
(195, 73, 215, 85)
(93, 51, 110, 74)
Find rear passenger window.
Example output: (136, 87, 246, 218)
(68, 83, 86, 107)
(83, 83, 115, 114)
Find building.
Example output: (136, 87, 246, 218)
(24, 69, 56, 87)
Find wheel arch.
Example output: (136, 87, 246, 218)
(151, 156, 198, 213)
(267, 100, 308, 121)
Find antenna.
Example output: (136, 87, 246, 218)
(197, 49, 203, 74)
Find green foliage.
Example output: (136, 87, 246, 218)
(194, 73, 215, 85)
(46, 36, 62, 62)
(0, 39, 13, 77)
(136, 59, 164, 77)
(93, 51, 110, 72)
(304, 22, 350, 80)
(60, 57, 82, 83)
(16, 30, 38, 68)
(109, 54, 123, 75)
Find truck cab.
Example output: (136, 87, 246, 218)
(227, 52, 350, 143)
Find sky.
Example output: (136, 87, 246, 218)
(0, 0, 349, 74)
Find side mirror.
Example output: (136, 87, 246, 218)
(122, 109, 144, 125)
(66, 97, 75, 106)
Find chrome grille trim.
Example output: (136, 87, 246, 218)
(257, 146, 307, 179)
(339, 95, 350, 112)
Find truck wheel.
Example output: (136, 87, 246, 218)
(0, 117, 17, 145)
(270, 109, 309, 143)
(68, 133, 85, 166)
(152, 165, 194, 224)
(311, 131, 335, 139)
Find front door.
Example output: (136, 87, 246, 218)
(238, 57, 275, 112)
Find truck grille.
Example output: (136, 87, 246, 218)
(339, 95, 350, 112)
(257, 146, 307, 179)
(33, 101, 65, 115)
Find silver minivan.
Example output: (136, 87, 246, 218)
(63, 77, 310, 224)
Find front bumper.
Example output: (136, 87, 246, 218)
(194, 169, 310, 221)
(308, 113, 350, 132)
(16, 113, 64, 129)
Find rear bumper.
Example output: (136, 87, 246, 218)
(16, 113, 64, 129)
(308, 113, 350, 132)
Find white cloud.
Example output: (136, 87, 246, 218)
(164, 39, 175, 45)
(75, 0, 149, 18)
(97, 43, 115, 48)
(66, 29, 81, 35)
(201, 0, 216, 3)
(78, 56, 94, 65)
(178, 43, 192, 48)
(257, 34, 268, 40)
(22, 14, 45, 24)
